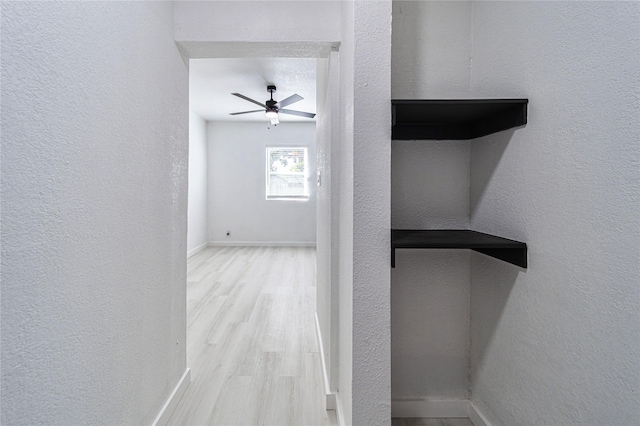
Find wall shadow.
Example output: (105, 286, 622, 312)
(469, 128, 518, 216)
(469, 251, 523, 385)
(391, 249, 471, 400)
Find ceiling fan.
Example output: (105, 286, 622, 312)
(230, 85, 316, 125)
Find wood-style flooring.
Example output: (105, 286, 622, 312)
(169, 246, 473, 426)
(168, 246, 337, 426)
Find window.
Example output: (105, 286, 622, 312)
(266, 147, 308, 200)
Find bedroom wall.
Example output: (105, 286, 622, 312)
(469, 2, 640, 424)
(1, 2, 188, 424)
(207, 121, 316, 245)
(187, 111, 209, 256)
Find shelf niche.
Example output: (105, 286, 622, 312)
(391, 229, 527, 268)
(392, 99, 528, 140)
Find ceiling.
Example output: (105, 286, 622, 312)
(189, 58, 317, 123)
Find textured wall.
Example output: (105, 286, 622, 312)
(351, 1, 392, 424)
(187, 111, 209, 255)
(392, 250, 470, 400)
(174, 1, 341, 44)
(469, 2, 640, 424)
(391, 142, 470, 400)
(392, 141, 470, 230)
(391, 0, 473, 402)
(391, 1, 472, 100)
(1, 2, 188, 424)
(207, 122, 316, 245)
(173, 1, 341, 61)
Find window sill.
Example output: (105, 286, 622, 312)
(266, 197, 310, 202)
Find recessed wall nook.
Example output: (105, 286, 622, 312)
(390, 96, 530, 423)
(391, 99, 529, 269)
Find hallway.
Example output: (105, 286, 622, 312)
(168, 246, 336, 425)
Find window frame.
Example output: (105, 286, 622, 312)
(265, 146, 309, 201)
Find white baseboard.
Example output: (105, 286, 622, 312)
(152, 368, 191, 426)
(187, 242, 208, 258)
(391, 399, 490, 426)
(392, 399, 469, 418)
(209, 241, 316, 247)
(335, 392, 346, 426)
(468, 401, 491, 426)
(314, 313, 337, 411)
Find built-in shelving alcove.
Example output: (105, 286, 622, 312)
(391, 99, 529, 268)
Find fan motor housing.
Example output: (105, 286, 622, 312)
(267, 85, 278, 111)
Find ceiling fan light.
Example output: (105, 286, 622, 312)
(265, 109, 278, 119)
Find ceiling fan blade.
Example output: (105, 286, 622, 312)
(280, 109, 316, 119)
(229, 109, 264, 115)
(231, 93, 267, 108)
(277, 94, 303, 108)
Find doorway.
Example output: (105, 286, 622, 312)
(176, 42, 338, 422)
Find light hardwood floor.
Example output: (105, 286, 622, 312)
(168, 246, 337, 426)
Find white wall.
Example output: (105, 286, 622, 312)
(391, 143, 470, 401)
(316, 52, 342, 398)
(1, 3, 188, 425)
(188, 111, 209, 255)
(316, 56, 333, 388)
(469, 2, 640, 425)
(391, 1, 472, 100)
(350, 1, 392, 424)
(173, 1, 342, 59)
(207, 122, 316, 245)
(391, 0, 473, 402)
(392, 3, 640, 424)
(338, 2, 356, 423)
(174, 1, 341, 45)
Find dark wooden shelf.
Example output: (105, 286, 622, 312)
(392, 99, 528, 140)
(392, 229, 527, 268)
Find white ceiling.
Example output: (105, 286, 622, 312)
(189, 58, 317, 123)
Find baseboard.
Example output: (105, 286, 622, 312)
(391, 399, 491, 426)
(187, 242, 208, 258)
(209, 241, 316, 247)
(314, 313, 337, 410)
(392, 399, 469, 418)
(152, 368, 191, 426)
(468, 401, 491, 426)
(335, 392, 346, 426)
